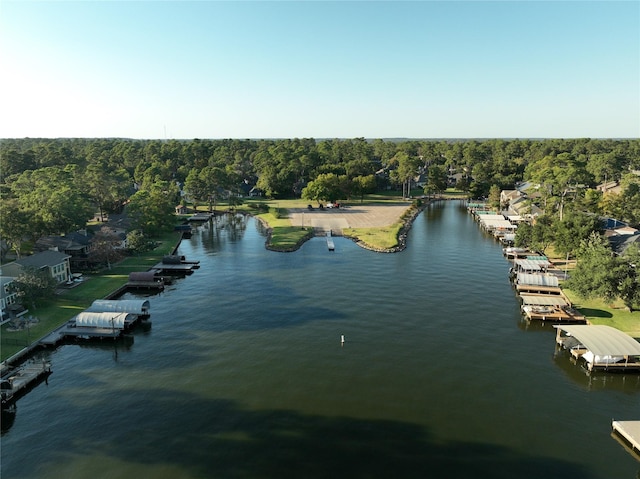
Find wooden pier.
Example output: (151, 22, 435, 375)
(612, 420, 640, 461)
(1, 360, 52, 408)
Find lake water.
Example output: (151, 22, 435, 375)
(2, 201, 639, 479)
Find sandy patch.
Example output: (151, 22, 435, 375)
(288, 203, 412, 235)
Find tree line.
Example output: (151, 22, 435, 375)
(1, 136, 639, 309)
(1, 136, 639, 245)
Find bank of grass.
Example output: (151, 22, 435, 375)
(256, 209, 314, 251)
(196, 192, 457, 251)
(563, 289, 640, 338)
(343, 224, 403, 250)
(1, 231, 181, 362)
(248, 194, 423, 251)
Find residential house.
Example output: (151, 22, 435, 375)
(1, 250, 72, 284)
(604, 224, 640, 256)
(0, 276, 23, 324)
(35, 231, 91, 269)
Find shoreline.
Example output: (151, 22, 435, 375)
(260, 198, 440, 253)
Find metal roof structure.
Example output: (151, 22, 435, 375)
(516, 273, 559, 287)
(515, 259, 551, 271)
(480, 219, 517, 229)
(87, 299, 150, 315)
(520, 294, 568, 306)
(74, 311, 131, 329)
(554, 325, 640, 357)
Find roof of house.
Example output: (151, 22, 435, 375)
(35, 230, 91, 252)
(15, 250, 71, 268)
(555, 325, 640, 357)
(609, 233, 640, 255)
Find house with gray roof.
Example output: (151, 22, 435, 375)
(1, 250, 71, 284)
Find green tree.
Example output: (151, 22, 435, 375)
(530, 215, 556, 254)
(84, 163, 131, 220)
(487, 185, 502, 211)
(8, 166, 93, 237)
(567, 232, 623, 304)
(0, 200, 29, 258)
(351, 175, 377, 202)
(11, 266, 57, 310)
(553, 212, 603, 258)
(301, 173, 343, 205)
(389, 152, 419, 198)
(424, 165, 448, 198)
(126, 229, 154, 254)
(90, 227, 124, 269)
(126, 181, 178, 235)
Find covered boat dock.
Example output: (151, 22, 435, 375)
(515, 273, 562, 295)
(520, 293, 586, 322)
(87, 299, 150, 317)
(555, 325, 640, 371)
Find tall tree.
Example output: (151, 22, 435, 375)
(11, 266, 58, 310)
(126, 181, 178, 235)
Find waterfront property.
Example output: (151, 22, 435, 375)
(151, 255, 200, 275)
(514, 273, 562, 295)
(39, 307, 147, 346)
(555, 325, 640, 371)
(2, 202, 639, 479)
(1, 250, 72, 284)
(520, 293, 586, 322)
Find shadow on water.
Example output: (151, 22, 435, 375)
(1, 405, 16, 435)
(2, 390, 598, 479)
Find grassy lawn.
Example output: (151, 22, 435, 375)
(1, 231, 182, 362)
(256, 210, 314, 251)
(544, 250, 640, 338)
(343, 224, 403, 250)
(563, 289, 640, 338)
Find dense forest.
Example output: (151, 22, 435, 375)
(1, 137, 640, 249)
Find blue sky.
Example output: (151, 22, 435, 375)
(1, 1, 638, 139)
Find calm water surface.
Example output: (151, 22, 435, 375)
(2, 202, 639, 478)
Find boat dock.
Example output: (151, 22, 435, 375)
(151, 255, 200, 275)
(612, 420, 640, 461)
(326, 231, 335, 251)
(1, 359, 52, 408)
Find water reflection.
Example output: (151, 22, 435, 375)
(553, 346, 640, 392)
(193, 213, 250, 254)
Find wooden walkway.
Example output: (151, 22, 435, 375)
(1, 360, 52, 408)
(612, 420, 640, 461)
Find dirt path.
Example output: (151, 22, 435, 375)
(288, 203, 412, 235)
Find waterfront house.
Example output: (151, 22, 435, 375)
(0, 276, 23, 324)
(35, 231, 91, 268)
(1, 250, 72, 284)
